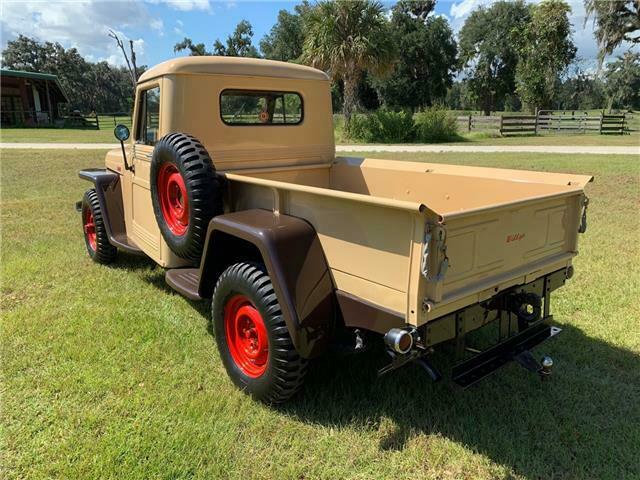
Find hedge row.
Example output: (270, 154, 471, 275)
(347, 107, 459, 143)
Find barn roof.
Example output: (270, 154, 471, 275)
(1, 69, 69, 102)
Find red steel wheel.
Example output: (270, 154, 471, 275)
(83, 209, 97, 251)
(213, 262, 308, 403)
(224, 294, 269, 378)
(157, 162, 189, 236)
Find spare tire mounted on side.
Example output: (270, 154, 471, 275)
(150, 133, 223, 261)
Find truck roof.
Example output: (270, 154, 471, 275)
(138, 56, 330, 83)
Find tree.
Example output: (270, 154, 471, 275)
(174, 38, 209, 56)
(556, 64, 606, 110)
(585, 0, 640, 63)
(174, 20, 260, 58)
(458, 1, 530, 115)
(213, 20, 260, 57)
(1, 35, 137, 112)
(108, 30, 139, 90)
(374, 1, 457, 110)
(514, 0, 577, 112)
(301, 0, 397, 127)
(260, 3, 310, 62)
(605, 51, 640, 110)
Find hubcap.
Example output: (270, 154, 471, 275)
(83, 209, 97, 251)
(157, 163, 189, 236)
(224, 295, 269, 378)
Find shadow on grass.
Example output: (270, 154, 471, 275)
(278, 325, 639, 478)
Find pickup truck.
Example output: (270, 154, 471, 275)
(77, 57, 592, 403)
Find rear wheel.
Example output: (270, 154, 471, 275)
(82, 189, 117, 264)
(212, 262, 307, 403)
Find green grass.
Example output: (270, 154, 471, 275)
(2, 149, 639, 479)
(0, 127, 117, 143)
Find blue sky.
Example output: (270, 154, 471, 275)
(0, 0, 635, 71)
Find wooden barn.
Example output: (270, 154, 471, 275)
(1, 69, 69, 127)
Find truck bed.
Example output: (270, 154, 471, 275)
(223, 157, 592, 325)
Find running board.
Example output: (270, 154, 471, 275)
(165, 268, 202, 301)
(452, 322, 561, 388)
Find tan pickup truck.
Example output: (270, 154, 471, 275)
(77, 57, 592, 402)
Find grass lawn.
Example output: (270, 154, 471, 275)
(0, 127, 117, 144)
(2, 149, 639, 479)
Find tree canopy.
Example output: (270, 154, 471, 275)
(458, 0, 531, 115)
(259, 3, 310, 62)
(301, 0, 397, 126)
(174, 20, 259, 58)
(1, 35, 137, 112)
(605, 51, 640, 110)
(514, 0, 576, 112)
(373, 1, 457, 110)
(585, 0, 640, 63)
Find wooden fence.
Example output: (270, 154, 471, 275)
(456, 111, 629, 136)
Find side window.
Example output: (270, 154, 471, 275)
(136, 87, 160, 145)
(220, 90, 303, 125)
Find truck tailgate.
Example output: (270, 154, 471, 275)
(439, 189, 586, 303)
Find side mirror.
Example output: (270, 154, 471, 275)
(114, 124, 130, 142)
(114, 124, 133, 172)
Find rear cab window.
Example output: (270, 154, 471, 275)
(136, 86, 160, 145)
(220, 90, 303, 125)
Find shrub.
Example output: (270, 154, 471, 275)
(347, 109, 414, 143)
(345, 113, 371, 142)
(414, 107, 459, 143)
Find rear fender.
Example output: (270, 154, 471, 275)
(198, 209, 335, 358)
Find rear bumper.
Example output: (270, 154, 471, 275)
(451, 320, 561, 388)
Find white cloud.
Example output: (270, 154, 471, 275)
(174, 19, 184, 36)
(450, 0, 481, 19)
(147, 0, 211, 11)
(0, 0, 150, 66)
(151, 18, 164, 36)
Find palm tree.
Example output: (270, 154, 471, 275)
(301, 0, 397, 128)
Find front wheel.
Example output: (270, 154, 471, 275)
(212, 262, 307, 403)
(81, 189, 117, 264)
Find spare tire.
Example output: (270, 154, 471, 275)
(150, 133, 223, 261)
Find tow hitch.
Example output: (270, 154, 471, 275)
(452, 323, 561, 388)
(514, 350, 554, 379)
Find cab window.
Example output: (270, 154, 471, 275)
(136, 87, 160, 145)
(220, 90, 303, 125)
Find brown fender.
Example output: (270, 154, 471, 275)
(77, 169, 143, 255)
(198, 209, 335, 358)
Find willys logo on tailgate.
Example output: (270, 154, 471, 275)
(506, 233, 525, 243)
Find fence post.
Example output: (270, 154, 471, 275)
(468, 114, 472, 132)
(499, 115, 504, 136)
(95, 114, 100, 130)
(599, 110, 604, 135)
(534, 108, 539, 135)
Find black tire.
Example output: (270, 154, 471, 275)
(150, 133, 223, 262)
(82, 189, 117, 264)
(212, 262, 307, 403)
